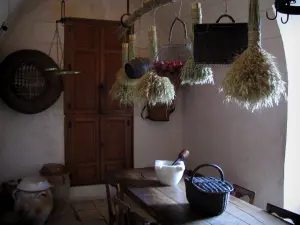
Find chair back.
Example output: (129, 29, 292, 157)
(113, 196, 131, 225)
(266, 203, 300, 225)
(113, 196, 154, 225)
(231, 184, 255, 204)
(106, 183, 121, 225)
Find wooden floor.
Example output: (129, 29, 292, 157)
(71, 197, 155, 224)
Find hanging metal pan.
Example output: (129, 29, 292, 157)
(193, 14, 248, 64)
(0, 50, 63, 114)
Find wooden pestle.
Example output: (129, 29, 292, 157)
(172, 149, 190, 165)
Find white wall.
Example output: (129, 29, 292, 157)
(0, 0, 182, 185)
(277, 11, 300, 212)
(180, 0, 287, 209)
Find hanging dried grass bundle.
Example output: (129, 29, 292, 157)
(134, 25, 176, 105)
(134, 70, 175, 106)
(110, 68, 140, 105)
(180, 2, 214, 85)
(181, 57, 214, 85)
(220, 0, 286, 112)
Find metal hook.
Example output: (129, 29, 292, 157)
(281, 13, 289, 24)
(266, 8, 277, 20)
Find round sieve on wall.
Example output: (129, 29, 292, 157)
(0, 49, 63, 114)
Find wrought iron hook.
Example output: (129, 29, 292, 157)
(281, 13, 290, 24)
(266, 8, 277, 20)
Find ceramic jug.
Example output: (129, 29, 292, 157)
(13, 176, 53, 225)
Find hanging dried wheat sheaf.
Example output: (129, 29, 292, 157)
(134, 70, 175, 106)
(220, 0, 286, 112)
(180, 2, 214, 86)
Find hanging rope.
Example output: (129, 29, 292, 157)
(45, 0, 80, 75)
(48, 23, 64, 68)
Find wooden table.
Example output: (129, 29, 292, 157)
(107, 168, 290, 225)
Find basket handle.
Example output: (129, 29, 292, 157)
(191, 164, 225, 181)
(216, 14, 235, 23)
(168, 16, 188, 42)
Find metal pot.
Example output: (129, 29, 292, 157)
(125, 57, 151, 79)
(13, 176, 53, 225)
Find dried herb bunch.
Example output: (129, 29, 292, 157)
(134, 70, 175, 106)
(221, 0, 286, 111)
(181, 56, 214, 85)
(110, 68, 138, 105)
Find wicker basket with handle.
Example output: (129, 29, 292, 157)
(184, 164, 233, 217)
(153, 16, 192, 90)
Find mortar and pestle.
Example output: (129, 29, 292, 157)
(155, 149, 190, 186)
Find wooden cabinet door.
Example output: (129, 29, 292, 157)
(65, 115, 101, 186)
(99, 22, 132, 115)
(100, 115, 132, 176)
(64, 21, 100, 115)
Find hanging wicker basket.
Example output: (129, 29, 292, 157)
(151, 17, 191, 89)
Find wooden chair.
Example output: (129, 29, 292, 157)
(231, 184, 255, 205)
(113, 196, 157, 225)
(106, 183, 122, 225)
(266, 203, 300, 225)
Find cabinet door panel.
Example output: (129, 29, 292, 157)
(103, 23, 122, 52)
(64, 22, 99, 115)
(99, 27, 132, 114)
(100, 116, 132, 175)
(72, 50, 98, 113)
(66, 115, 100, 186)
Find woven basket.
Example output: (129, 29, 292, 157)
(184, 164, 233, 217)
(152, 16, 192, 90)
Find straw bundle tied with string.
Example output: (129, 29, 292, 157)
(221, 0, 286, 112)
(110, 35, 139, 105)
(134, 6, 175, 106)
(180, 2, 214, 85)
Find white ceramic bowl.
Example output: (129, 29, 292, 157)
(155, 160, 185, 186)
